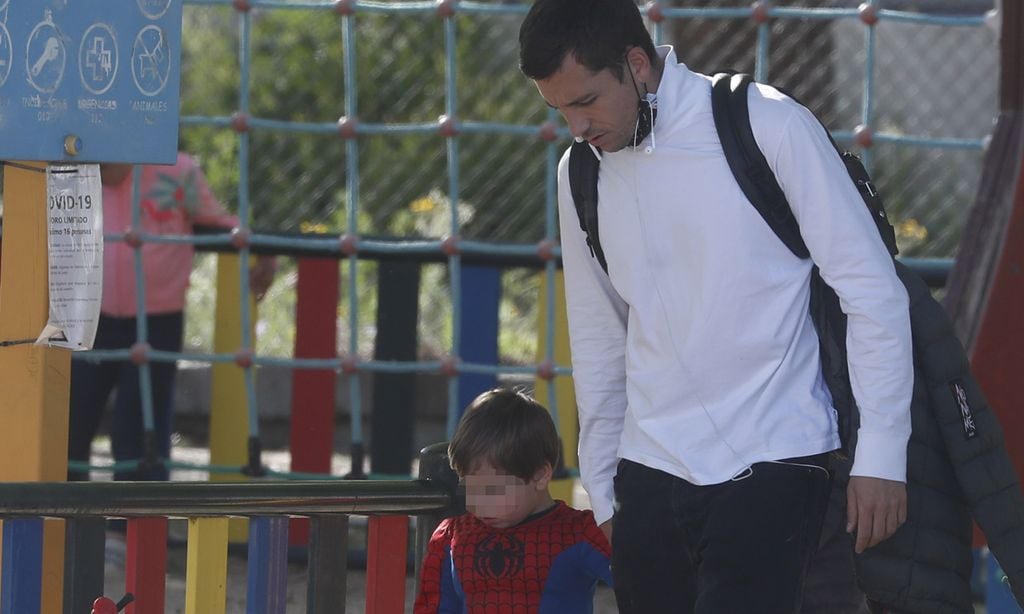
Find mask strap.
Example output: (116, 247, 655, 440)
(626, 56, 657, 150)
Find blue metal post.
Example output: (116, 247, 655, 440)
(456, 266, 501, 421)
(1, 518, 43, 614)
(246, 516, 289, 614)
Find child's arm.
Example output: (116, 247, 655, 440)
(413, 520, 462, 614)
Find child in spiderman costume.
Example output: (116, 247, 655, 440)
(415, 388, 613, 613)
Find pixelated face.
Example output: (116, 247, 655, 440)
(463, 461, 552, 529)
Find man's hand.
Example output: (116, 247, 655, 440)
(599, 519, 613, 548)
(847, 476, 906, 553)
(249, 256, 277, 302)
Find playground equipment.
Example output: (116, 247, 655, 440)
(1, 0, 1019, 612)
(0, 478, 450, 614)
(51, 0, 993, 506)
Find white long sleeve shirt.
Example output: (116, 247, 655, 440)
(559, 48, 913, 525)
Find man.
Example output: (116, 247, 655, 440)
(518, 1, 912, 612)
(68, 154, 276, 483)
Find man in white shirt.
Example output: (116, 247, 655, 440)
(518, 0, 912, 611)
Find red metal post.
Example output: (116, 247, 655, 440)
(125, 517, 168, 614)
(290, 257, 340, 545)
(970, 160, 1024, 482)
(365, 515, 409, 614)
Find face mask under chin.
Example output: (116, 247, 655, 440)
(631, 94, 657, 148)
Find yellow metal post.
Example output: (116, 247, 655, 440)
(209, 253, 254, 541)
(184, 517, 229, 614)
(534, 270, 578, 505)
(0, 162, 70, 613)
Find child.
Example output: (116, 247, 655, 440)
(414, 388, 612, 613)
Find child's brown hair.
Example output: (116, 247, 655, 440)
(448, 388, 560, 481)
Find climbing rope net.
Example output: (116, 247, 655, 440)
(68, 0, 996, 480)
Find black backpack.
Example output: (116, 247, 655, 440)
(566, 72, 901, 457)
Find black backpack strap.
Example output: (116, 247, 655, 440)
(711, 73, 898, 259)
(567, 139, 608, 274)
(711, 73, 810, 260)
(841, 151, 899, 257)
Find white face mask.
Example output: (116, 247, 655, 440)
(627, 63, 657, 151)
(632, 92, 657, 152)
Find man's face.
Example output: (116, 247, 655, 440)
(535, 52, 641, 153)
(463, 461, 551, 529)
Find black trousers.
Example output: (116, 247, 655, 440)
(612, 455, 832, 614)
(67, 313, 184, 482)
(800, 475, 871, 614)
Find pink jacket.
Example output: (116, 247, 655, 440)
(102, 153, 238, 317)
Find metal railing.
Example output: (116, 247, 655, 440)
(0, 475, 453, 613)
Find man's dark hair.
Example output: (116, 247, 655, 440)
(448, 388, 560, 481)
(519, 0, 658, 82)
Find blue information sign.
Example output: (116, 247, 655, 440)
(0, 0, 182, 164)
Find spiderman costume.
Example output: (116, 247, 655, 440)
(415, 501, 612, 613)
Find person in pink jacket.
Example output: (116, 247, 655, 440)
(67, 153, 276, 482)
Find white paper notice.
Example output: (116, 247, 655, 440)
(36, 164, 104, 350)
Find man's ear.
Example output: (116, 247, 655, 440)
(625, 46, 651, 84)
(532, 463, 554, 490)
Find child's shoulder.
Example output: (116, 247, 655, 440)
(437, 512, 474, 530)
(440, 504, 599, 535)
(551, 501, 599, 526)
(536, 502, 602, 538)
(438, 512, 492, 536)
(550, 502, 610, 553)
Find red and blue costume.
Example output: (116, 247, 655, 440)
(415, 501, 612, 613)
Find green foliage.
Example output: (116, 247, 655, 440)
(179, 6, 553, 240)
(179, 5, 556, 365)
(867, 140, 975, 258)
(185, 253, 383, 359)
(499, 269, 540, 363)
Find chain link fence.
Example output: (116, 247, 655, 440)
(179, 0, 997, 259)
(170, 0, 1001, 364)
(0, 1, 998, 376)
(0, 0, 1001, 483)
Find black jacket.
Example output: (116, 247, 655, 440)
(853, 262, 1024, 613)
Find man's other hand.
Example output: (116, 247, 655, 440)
(599, 519, 613, 548)
(249, 256, 278, 301)
(846, 476, 907, 553)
